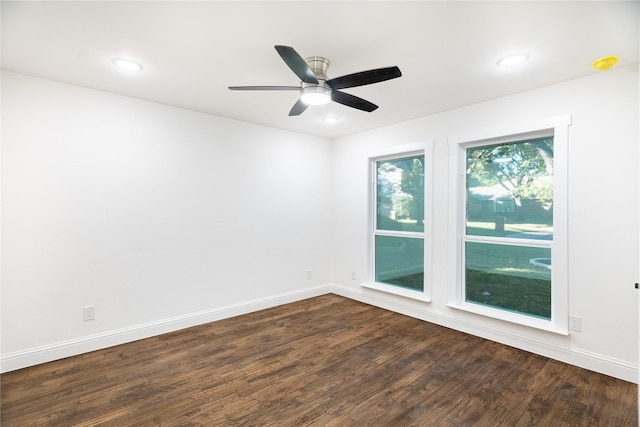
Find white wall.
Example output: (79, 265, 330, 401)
(1, 71, 333, 371)
(331, 65, 639, 382)
(2, 66, 638, 383)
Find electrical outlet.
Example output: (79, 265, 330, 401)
(350, 270, 356, 281)
(306, 270, 313, 280)
(569, 315, 581, 332)
(83, 306, 95, 321)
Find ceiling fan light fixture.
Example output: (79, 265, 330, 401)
(300, 85, 331, 106)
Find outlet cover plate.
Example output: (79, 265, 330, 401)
(569, 315, 581, 332)
(84, 306, 95, 321)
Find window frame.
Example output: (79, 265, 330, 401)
(365, 142, 434, 302)
(448, 116, 571, 334)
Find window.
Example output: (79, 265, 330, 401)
(449, 116, 570, 333)
(366, 143, 433, 301)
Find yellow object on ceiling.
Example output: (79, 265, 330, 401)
(592, 56, 619, 71)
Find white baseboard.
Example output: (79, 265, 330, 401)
(3, 283, 637, 385)
(1, 285, 331, 373)
(329, 283, 638, 384)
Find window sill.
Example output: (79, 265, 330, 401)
(447, 301, 568, 335)
(362, 282, 431, 303)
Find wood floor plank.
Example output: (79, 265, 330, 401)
(1, 294, 637, 426)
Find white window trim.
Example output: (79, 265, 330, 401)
(364, 141, 434, 302)
(448, 116, 571, 334)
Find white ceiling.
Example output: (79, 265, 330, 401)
(2, 1, 638, 139)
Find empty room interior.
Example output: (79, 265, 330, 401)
(1, 1, 639, 425)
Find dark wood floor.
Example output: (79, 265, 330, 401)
(1, 294, 637, 426)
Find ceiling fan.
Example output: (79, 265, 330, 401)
(228, 45, 402, 116)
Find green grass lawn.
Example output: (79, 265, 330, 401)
(465, 238, 551, 319)
(382, 273, 423, 291)
(467, 220, 552, 318)
(383, 268, 551, 320)
(378, 217, 552, 318)
(466, 269, 551, 319)
(465, 241, 550, 280)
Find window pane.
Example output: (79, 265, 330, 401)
(466, 137, 553, 240)
(376, 155, 424, 232)
(375, 235, 423, 291)
(465, 242, 551, 319)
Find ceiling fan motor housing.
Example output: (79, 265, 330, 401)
(300, 56, 331, 105)
(305, 56, 330, 80)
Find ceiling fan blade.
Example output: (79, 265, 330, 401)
(288, 99, 309, 116)
(331, 91, 378, 112)
(326, 66, 402, 90)
(228, 86, 300, 91)
(275, 45, 319, 84)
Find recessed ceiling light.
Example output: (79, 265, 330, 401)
(497, 53, 529, 67)
(322, 116, 339, 124)
(112, 58, 143, 72)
